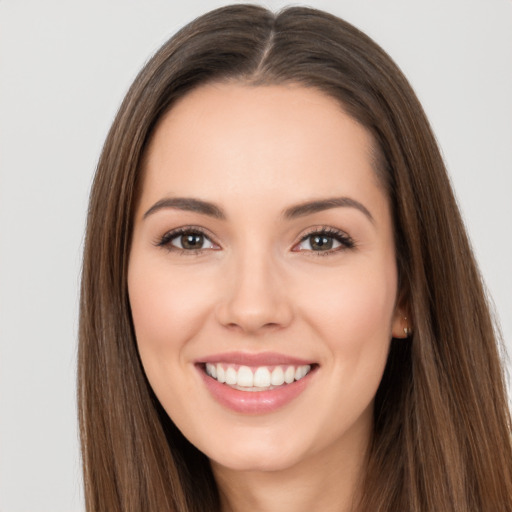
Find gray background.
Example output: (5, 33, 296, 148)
(1, 1, 511, 510)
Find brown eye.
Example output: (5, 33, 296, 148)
(309, 235, 334, 251)
(158, 229, 217, 252)
(179, 233, 205, 250)
(297, 233, 341, 252)
(294, 229, 355, 253)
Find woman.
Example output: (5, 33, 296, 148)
(78, 4, 512, 511)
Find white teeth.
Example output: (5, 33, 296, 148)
(295, 365, 308, 380)
(206, 363, 312, 390)
(284, 366, 295, 384)
(225, 366, 237, 385)
(237, 366, 254, 387)
(205, 363, 217, 379)
(271, 366, 285, 386)
(253, 367, 271, 387)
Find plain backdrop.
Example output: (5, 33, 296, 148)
(0, 1, 511, 510)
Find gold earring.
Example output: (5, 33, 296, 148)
(403, 317, 410, 337)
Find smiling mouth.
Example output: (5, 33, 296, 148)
(203, 363, 314, 392)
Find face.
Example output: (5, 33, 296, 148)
(128, 83, 406, 474)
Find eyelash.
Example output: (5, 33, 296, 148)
(293, 226, 355, 255)
(155, 226, 218, 255)
(155, 226, 355, 255)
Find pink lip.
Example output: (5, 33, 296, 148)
(195, 352, 317, 414)
(198, 351, 314, 367)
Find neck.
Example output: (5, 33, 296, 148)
(211, 424, 370, 512)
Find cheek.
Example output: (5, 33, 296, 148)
(127, 257, 216, 361)
(296, 259, 397, 385)
(294, 263, 396, 433)
(127, 256, 222, 422)
(301, 261, 397, 335)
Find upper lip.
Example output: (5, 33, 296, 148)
(197, 351, 315, 366)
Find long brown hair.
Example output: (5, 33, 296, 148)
(78, 5, 512, 511)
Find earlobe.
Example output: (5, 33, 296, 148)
(391, 309, 412, 339)
(402, 317, 412, 338)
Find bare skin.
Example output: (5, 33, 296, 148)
(128, 83, 407, 512)
(213, 422, 368, 512)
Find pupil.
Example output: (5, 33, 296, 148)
(311, 235, 332, 250)
(181, 233, 203, 249)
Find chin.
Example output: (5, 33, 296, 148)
(208, 444, 305, 473)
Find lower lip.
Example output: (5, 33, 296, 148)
(197, 365, 316, 414)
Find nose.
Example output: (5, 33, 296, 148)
(215, 248, 293, 334)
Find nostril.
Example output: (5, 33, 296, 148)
(215, 299, 294, 333)
(213, 267, 293, 332)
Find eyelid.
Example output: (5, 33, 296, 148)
(292, 226, 355, 253)
(153, 224, 354, 255)
(155, 225, 221, 252)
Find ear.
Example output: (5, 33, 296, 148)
(391, 293, 412, 339)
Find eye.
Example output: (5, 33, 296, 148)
(293, 228, 354, 253)
(172, 232, 214, 250)
(157, 228, 219, 253)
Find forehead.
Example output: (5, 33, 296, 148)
(139, 83, 386, 216)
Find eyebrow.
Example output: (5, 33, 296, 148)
(283, 197, 374, 223)
(143, 195, 374, 223)
(143, 197, 225, 220)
